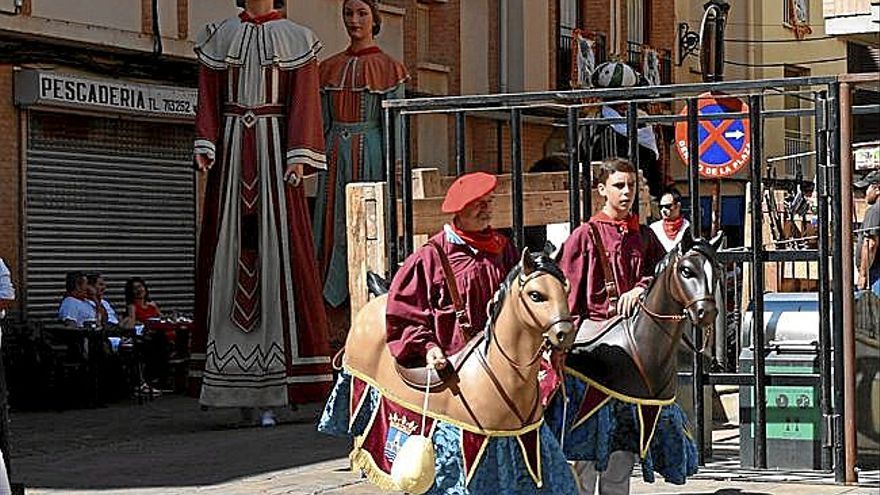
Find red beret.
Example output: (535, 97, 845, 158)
(441, 172, 498, 214)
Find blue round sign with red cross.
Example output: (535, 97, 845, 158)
(674, 92, 751, 178)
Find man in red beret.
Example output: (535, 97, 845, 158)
(385, 172, 518, 369)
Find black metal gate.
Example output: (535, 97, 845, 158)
(380, 76, 874, 482)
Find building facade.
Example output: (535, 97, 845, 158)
(0, 0, 692, 320)
(0, 0, 407, 320)
(674, 0, 849, 183)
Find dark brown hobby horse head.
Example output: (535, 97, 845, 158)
(567, 232, 723, 402)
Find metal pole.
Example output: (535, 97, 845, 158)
(748, 93, 768, 469)
(828, 82, 846, 484)
(627, 102, 640, 216)
(455, 112, 467, 176)
(583, 124, 594, 220)
(567, 107, 581, 230)
(838, 81, 858, 484)
(814, 90, 834, 471)
(510, 108, 524, 250)
(686, 97, 705, 463)
(687, 98, 702, 236)
(384, 107, 399, 278)
(712, 180, 722, 236)
(401, 113, 413, 258)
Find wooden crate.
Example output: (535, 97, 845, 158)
(346, 169, 622, 318)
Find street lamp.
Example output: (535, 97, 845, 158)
(700, 0, 730, 83)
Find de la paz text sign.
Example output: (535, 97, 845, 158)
(15, 70, 197, 120)
(674, 92, 751, 179)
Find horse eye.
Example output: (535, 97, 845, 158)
(680, 266, 694, 278)
(528, 291, 545, 303)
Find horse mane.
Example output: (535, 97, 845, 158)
(646, 237, 720, 295)
(484, 251, 566, 344)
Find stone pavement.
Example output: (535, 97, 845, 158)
(6, 394, 879, 494)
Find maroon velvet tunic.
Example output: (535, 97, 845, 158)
(557, 220, 665, 327)
(386, 229, 518, 367)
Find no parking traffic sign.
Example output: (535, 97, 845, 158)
(674, 93, 751, 178)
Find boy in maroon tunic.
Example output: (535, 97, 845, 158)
(385, 172, 518, 369)
(556, 158, 664, 494)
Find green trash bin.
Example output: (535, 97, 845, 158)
(739, 292, 826, 470)
(739, 345, 824, 470)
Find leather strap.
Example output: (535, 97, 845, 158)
(427, 240, 474, 339)
(588, 223, 620, 313)
(476, 348, 539, 428)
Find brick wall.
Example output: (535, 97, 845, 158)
(0, 66, 21, 314)
(178, 0, 189, 39)
(141, 0, 152, 34)
(468, 117, 555, 173)
(487, 0, 500, 92)
(647, 0, 675, 57)
(581, 0, 675, 57)
(583, 0, 611, 40)
(549, 0, 558, 90)
(430, 0, 462, 96)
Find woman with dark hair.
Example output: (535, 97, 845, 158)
(313, 0, 409, 310)
(122, 277, 167, 395)
(122, 277, 161, 327)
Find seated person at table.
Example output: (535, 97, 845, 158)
(122, 277, 169, 392)
(58, 271, 98, 328)
(121, 277, 162, 328)
(87, 273, 119, 328)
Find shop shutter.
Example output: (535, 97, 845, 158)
(25, 111, 196, 322)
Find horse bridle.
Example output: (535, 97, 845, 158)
(641, 255, 716, 321)
(638, 253, 716, 354)
(475, 270, 573, 427)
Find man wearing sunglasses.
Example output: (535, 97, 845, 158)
(649, 188, 692, 253)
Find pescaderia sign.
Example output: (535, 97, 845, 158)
(14, 70, 197, 120)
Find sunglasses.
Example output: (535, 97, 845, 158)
(659, 203, 677, 210)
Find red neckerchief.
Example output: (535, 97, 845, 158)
(239, 10, 284, 24)
(451, 223, 507, 255)
(662, 216, 685, 240)
(346, 45, 382, 57)
(591, 211, 640, 234)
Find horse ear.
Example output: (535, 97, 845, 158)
(679, 233, 695, 254)
(520, 247, 535, 276)
(709, 231, 725, 250)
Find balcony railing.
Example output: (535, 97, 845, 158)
(557, 31, 607, 90)
(783, 130, 810, 178)
(626, 41, 673, 86)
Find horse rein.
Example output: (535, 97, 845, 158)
(473, 269, 571, 427)
(476, 348, 541, 428)
(641, 257, 716, 323)
(485, 270, 573, 370)
(638, 256, 716, 355)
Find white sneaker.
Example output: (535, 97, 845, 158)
(260, 410, 277, 427)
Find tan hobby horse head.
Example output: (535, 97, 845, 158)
(343, 248, 576, 431)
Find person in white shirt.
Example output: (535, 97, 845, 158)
(649, 188, 691, 253)
(0, 258, 15, 493)
(87, 273, 119, 327)
(0, 259, 13, 322)
(58, 271, 97, 328)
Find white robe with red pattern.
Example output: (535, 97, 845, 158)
(190, 13, 332, 408)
